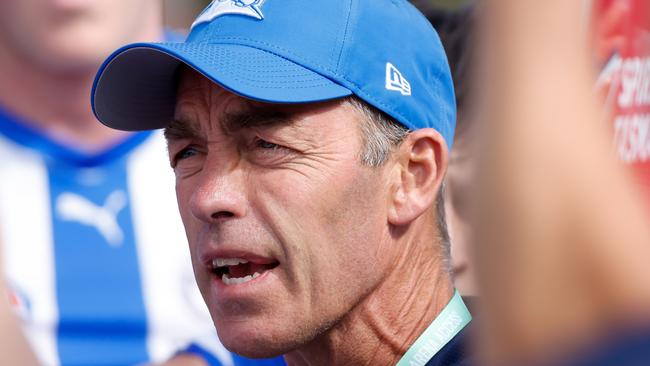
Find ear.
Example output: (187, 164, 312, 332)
(387, 128, 448, 226)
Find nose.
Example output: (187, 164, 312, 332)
(188, 152, 247, 223)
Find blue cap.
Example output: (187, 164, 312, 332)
(92, 0, 456, 149)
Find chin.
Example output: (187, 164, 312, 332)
(218, 329, 289, 359)
(214, 318, 308, 359)
(27, 39, 111, 71)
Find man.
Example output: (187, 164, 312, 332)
(0, 1, 282, 365)
(92, 0, 472, 364)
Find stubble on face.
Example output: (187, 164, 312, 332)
(169, 69, 396, 358)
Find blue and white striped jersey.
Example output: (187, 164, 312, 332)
(0, 107, 254, 366)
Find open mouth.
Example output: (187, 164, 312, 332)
(211, 258, 279, 286)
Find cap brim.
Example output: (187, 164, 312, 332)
(92, 42, 353, 131)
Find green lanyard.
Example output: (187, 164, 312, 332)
(395, 290, 471, 366)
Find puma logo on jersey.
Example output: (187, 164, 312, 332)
(56, 191, 127, 247)
(191, 0, 266, 29)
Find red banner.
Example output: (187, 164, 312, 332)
(592, 0, 650, 193)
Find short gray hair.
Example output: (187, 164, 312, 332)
(346, 97, 451, 266)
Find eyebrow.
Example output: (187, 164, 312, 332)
(164, 117, 201, 141)
(223, 106, 293, 134)
(164, 105, 295, 141)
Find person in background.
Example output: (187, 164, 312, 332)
(475, 0, 650, 364)
(91, 0, 472, 365)
(0, 1, 283, 365)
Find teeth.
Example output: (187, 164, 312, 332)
(212, 258, 249, 268)
(222, 272, 262, 286)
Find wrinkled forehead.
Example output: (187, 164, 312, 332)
(174, 67, 252, 121)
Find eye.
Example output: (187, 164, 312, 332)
(247, 137, 296, 165)
(255, 138, 283, 150)
(171, 146, 200, 167)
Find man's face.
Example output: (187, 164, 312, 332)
(168, 70, 395, 357)
(0, 0, 158, 71)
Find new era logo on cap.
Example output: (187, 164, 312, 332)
(385, 62, 412, 96)
(191, 0, 266, 29)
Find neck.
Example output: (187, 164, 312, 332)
(0, 18, 162, 152)
(285, 218, 454, 366)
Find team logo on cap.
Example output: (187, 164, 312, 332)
(385, 62, 412, 96)
(191, 0, 266, 29)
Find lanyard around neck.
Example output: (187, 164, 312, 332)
(395, 290, 471, 366)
